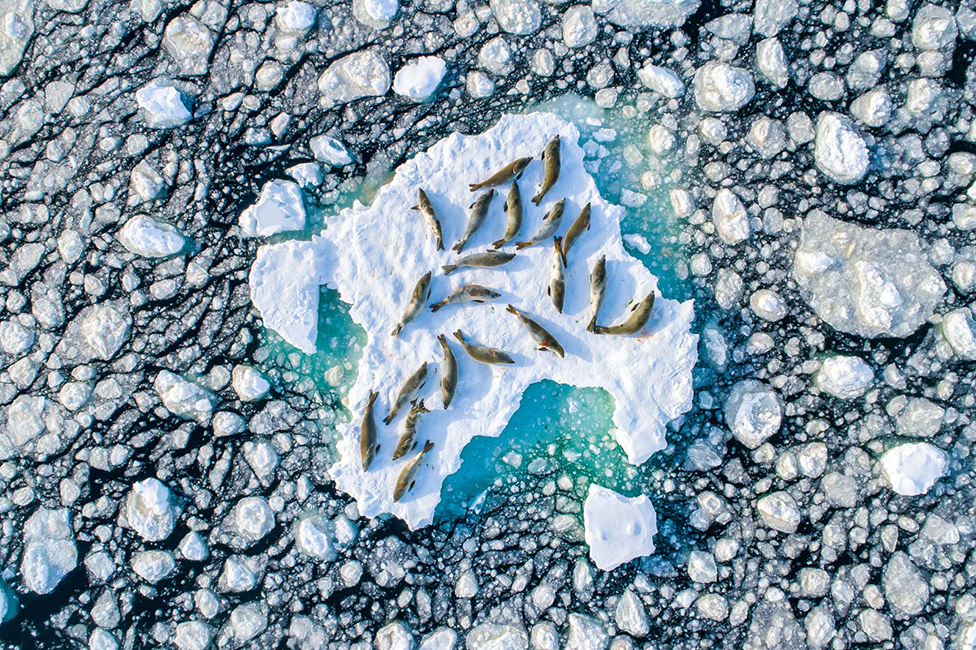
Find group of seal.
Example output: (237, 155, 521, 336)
(362, 134, 658, 503)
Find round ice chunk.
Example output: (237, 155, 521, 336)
(583, 484, 657, 571)
(815, 355, 874, 399)
(126, 478, 177, 542)
(693, 61, 755, 112)
(724, 380, 782, 449)
(118, 216, 186, 258)
(814, 112, 869, 185)
(393, 57, 447, 102)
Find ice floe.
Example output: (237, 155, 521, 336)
(393, 56, 447, 102)
(135, 81, 192, 129)
(239, 180, 306, 237)
(250, 113, 697, 528)
(583, 485, 657, 570)
(879, 442, 947, 496)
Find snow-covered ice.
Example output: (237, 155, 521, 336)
(135, 81, 192, 129)
(125, 478, 178, 541)
(793, 211, 946, 338)
(583, 485, 657, 571)
(310, 135, 353, 167)
(879, 442, 947, 496)
(250, 113, 697, 528)
(118, 216, 187, 258)
(637, 64, 685, 98)
(232, 365, 271, 401)
(153, 371, 215, 423)
(317, 49, 391, 107)
(815, 355, 874, 399)
(393, 57, 447, 102)
(814, 112, 870, 185)
(693, 61, 755, 112)
(21, 508, 77, 594)
(724, 379, 782, 449)
(239, 180, 306, 238)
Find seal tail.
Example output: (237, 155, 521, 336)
(491, 238, 507, 249)
(505, 304, 517, 316)
(382, 410, 395, 425)
(531, 191, 545, 206)
(441, 264, 457, 275)
(391, 324, 402, 338)
(451, 240, 465, 254)
(586, 315, 597, 333)
(554, 236, 565, 266)
(452, 329, 464, 343)
(430, 302, 443, 313)
(422, 440, 434, 453)
(514, 241, 531, 250)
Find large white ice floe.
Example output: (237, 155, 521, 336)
(118, 216, 187, 258)
(393, 56, 447, 102)
(583, 485, 657, 571)
(249, 113, 697, 529)
(135, 81, 192, 129)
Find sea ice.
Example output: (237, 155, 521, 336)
(693, 61, 755, 113)
(117, 216, 186, 258)
(393, 57, 447, 102)
(636, 64, 685, 98)
(815, 355, 874, 399)
(591, 0, 699, 28)
(21, 508, 77, 594)
(793, 211, 946, 338)
(583, 485, 657, 571)
(135, 81, 192, 129)
(814, 112, 869, 185)
(239, 180, 306, 238)
(125, 477, 177, 541)
(232, 365, 271, 401)
(489, 0, 541, 34)
(879, 442, 947, 496)
(317, 49, 391, 108)
(251, 113, 697, 528)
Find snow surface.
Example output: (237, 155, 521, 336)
(815, 355, 874, 399)
(879, 442, 948, 496)
(393, 56, 447, 102)
(250, 113, 697, 529)
(239, 180, 306, 237)
(583, 485, 657, 571)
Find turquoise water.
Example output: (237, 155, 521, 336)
(254, 95, 691, 508)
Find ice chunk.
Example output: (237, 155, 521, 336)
(248, 238, 332, 354)
(239, 180, 306, 238)
(353, 0, 399, 27)
(393, 56, 447, 102)
(940, 308, 976, 359)
(636, 64, 685, 98)
(750, 289, 787, 322)
(0, 0, 34, 77)
(912, 4, 957, 51)
(21, 508, 77, 594)
(81, 304, 131, 360)
(276, 0, 317, 32)
(754, 0, 797, 36)
(756, 491, 800, 533)
(615, 590, 648, 637)
(0, 320, 34, 355)
(308, 113, 696, 529)
(376, 621, 413, 650)
(309, 135, 352, 167)
(724, 380, 782, 449)
(879, 442, 947, 496)
(583, 485, 657, 571)
(230, 497, 275, 544)
(756, 38, 789, 88)
(131, 550, 176, 583)
(153, 370, 215, 423)
(562, 5, 598, 48)
(814, 112, 869, 185)
(815, 355, 874, 399)
(174, 621, 212, 650)
(232, 365, 271, 401)
(135, 81, 192, 129)
(711, 188, 750, 245)
(883, 552, 929, 619)
(118, 216, 186, 258)
(793, 212, 946, 338)
(591, 0, 699, 28)
(317, 49, 391, 107)
(693, 61, 755, 112)
(490, 0, 540, 34)
(0, 578, 18, 623)
(162, 15, 214, 75)
(566, 613, 609, 650)
(126, 477, 177, 541)
(294, 514, 336, 561)
(466, 624, 526, 649)
(895, 398, 944, 438)
(230, 602, 269, 641)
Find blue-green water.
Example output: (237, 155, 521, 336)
(255, 95, 691, 516)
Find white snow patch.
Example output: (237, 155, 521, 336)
(232, 365, 271, 401)
(239, 180, 306, 237)
(583, 485, 657, 571)
(879, 442, 947, 496)
(135, 81, 192, 129)
(21, 508, 77, 594)
(393, 56, 447, 102)
(250, 113, 697, 529)
(310, 135, 353, 167)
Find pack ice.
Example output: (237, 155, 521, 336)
(250, 113, 697, 529)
